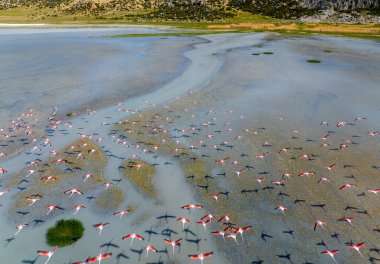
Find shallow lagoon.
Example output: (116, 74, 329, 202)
(0, 30, 379, 264)
(0, 28, 197, 127)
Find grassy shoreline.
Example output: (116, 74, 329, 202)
(1, 8, 379, 39)
(1, 22, 379, 40)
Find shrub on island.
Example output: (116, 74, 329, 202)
(307, 59, 321, 63)
(47, 219, 84, 247)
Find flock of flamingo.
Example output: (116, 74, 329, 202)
(0, 90, 380, 264)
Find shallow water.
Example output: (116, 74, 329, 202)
(0, 30, 380, 264)
(0, 28, 197, 128)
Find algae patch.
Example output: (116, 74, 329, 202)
(120, 159, 157, 198)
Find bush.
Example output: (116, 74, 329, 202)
(47, 219, 84, 247)
(307, 59, 321, 63)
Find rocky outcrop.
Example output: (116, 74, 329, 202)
(299, 0, 379, 11)
(298, 8, 380, 23)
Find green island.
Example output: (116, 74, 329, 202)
(46, 219, 84, 247)
(307, 59, 322, 63)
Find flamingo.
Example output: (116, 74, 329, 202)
(83, 173, 93, 182)
(46, 204, 58, 215)
(340, 183, 357, 190)
(0, 189, 8, 196)
(340, 216, 354, 226)
(53, 158, 66, 165)
(211, 227, 230, 241)
(27, 196, 41, 206)
(73, 205, 85, 215)
(182, 203, 202, 212)
(177, 217, 190, 230)
(143, 245, 157, 258)
(103, 182, 113, 190)
(164, 239, 182, 254)
(15, 223, 28, 236)
(255, 153, 269, 159)
(298, 154, 313, 159)
(367, 188, 380, 195)
(122, 233, 144, 246)
(41, 175, 57, 183)
(340, 144, 349, 150)
(201, 214, 218, 223)
(348, 242, 365, 259)
(29, 160, 39, 166)
(323, 164, 336, 171)
(272, 180, 285, 186)
(321, 250, 339, 264)
(233, 169, 245, 177)
(298, 171, 315, 177)
(94, 223, 109, 236)
(31, 146, 41, 152)
(196, 220, 211, 232)
(368, 131, 378, 137)
(26, 169, 36, 177)
(279, 147, 290, 153)
(219, 215, 231, 223)
(215, 157, 229, 164)
(189, 252, 213, 264)
(64, 188, 83, 198)
(337, 121, 346, 128)
(274, 205, 288, 215)
(37, 246, 58, 264)
(318, 177, 332, 183)
(86, 252, 112, 264)
(209, 193, 221, 201)
(314, 220, 327, 231)
(320, 134, 329, 140)
(254, 178, 265, 184)
(76, 153, 84, 160)
(232, 226, 251, 241)
(226, 233, 239, 245)
(113, 209, 130, 219)
(0, 167, 7, 174)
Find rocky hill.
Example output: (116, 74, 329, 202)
(0, 0, 379, 23)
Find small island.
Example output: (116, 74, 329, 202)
(47, 219, 84, 247)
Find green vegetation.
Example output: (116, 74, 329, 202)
(141, 2, 234, 22)
(307, 59, 321, 63)
(120, 159, 157, 197)
(252, 53, 260, 55)
(66, 112, 76, 117)
(107, 32, 218, 38)
(324, 49, 333, 53)
(46, 219, 84, 247)
(0, 6, 380, 39)
(263, 52, 274, 55)
(229, 0, 315, 19)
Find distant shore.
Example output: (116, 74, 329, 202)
(0, 22, 379, 40)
